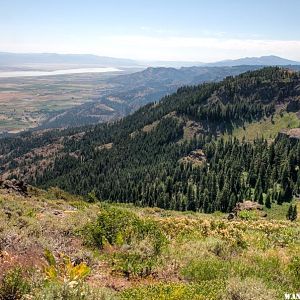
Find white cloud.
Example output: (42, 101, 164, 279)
(2, 34, 300, 62)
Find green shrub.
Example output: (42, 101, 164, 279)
(85, 206, 167, 278)
(0, 268, 30, 300)
(69, 201, 89, 210)
(238, 210, 258, 220)
(85, 206, 140, 248)
(85, 206, 166, 251)
(86, 190, 98, 203)
(181, 256, 230, 282)
(113, 252, 149, 278)
(118, 231, 166, 278)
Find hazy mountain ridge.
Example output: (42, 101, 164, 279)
(0, 52, 138, 67)
(206, 55, 300, 66)
(1, 52, 299, 69)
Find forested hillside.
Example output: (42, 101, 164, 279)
(37, 65, 266, 129)
(1, 67, 300, 213)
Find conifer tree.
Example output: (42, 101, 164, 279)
(291, 205, 298, 221)
(258, 192, 264, 205)
(287, 204, 294, 221)
(265, 193, 271, 209)
(286, 204, 297, 221)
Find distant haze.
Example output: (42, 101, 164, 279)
(0, 52, 138, 67)
(0, 52, 299, 71)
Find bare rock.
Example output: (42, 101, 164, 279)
(0, 179, 28, 196)
(233, 201, 263, 213)
(280, 128, 300, 140)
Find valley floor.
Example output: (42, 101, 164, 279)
(0, 186, 299, 299)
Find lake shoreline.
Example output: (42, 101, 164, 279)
(0, 67, 122, 78)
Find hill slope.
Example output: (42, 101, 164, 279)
(0, 186, 299, 299)
(1, 67, 300, 213)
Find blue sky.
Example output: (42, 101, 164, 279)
(1, 0, 300, 61)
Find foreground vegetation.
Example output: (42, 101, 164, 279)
(0, 187, 299, 299)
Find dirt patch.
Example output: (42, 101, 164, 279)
(0, 249, 44, 280)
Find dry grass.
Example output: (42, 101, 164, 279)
(223, 112, 300, 141)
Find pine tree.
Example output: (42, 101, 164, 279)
(187, 183, 196, 211)
(287, 204, 294, 221)
(291, 205, 298, 221)
(258, 192, 264, 205)
(277, 191, 283, 205)
(282, 182, 293, 202)
(228, 193, 237, 212)
(265, 193, 271, 209)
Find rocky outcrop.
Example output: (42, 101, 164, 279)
(233, 201, 263, 213)
(279, 128, 300, 140)
(179, 149, 206, 167)
(0, 179, 29, 196)
(228, 200, 264, 220)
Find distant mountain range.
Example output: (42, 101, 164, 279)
(142, 55, 300, 68)
(0, 52, 299, 69)
(206, 55, 300, 67)
(0, 52, 138, 68)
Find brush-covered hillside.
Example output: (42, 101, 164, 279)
(0, 185, 299, 299)
(1, 67, 300, 214)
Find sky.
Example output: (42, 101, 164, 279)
(1, 0, 300, 62)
